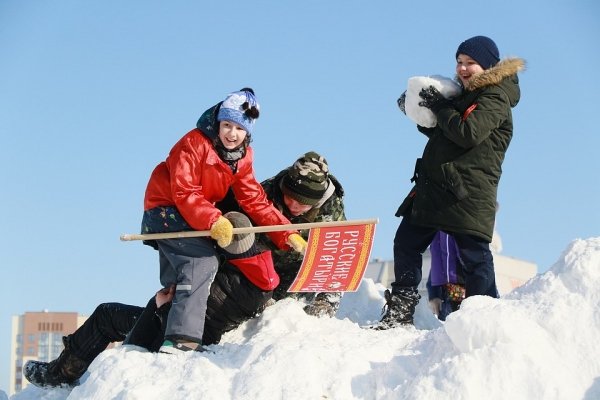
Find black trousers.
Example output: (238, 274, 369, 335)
(392, 216, 498, 298)
(66, 265, 271, 362)
(68, 302, 145, 363)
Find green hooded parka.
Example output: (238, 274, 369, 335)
(404, 57, 526, 242)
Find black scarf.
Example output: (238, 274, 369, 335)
(214, 139, 246, 173)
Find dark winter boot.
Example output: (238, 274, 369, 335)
(374, 288, 421, 330)
(303, 292, 342, 318)
(24, 336, 90, 388)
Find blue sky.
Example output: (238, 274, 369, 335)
(1, 0, 598, 393)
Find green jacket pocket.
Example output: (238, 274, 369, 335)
(441, 163, 468, 200)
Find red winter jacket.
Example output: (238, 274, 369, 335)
(144, 128, 294, 249)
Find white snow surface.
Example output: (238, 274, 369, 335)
(404, 75, 462, 128)
(10, 237, 600, 400)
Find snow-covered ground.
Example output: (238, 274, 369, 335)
(8, 237, 600, 400)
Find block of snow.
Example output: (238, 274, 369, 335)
(404, 75, 461, 128)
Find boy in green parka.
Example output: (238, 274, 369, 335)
(377, 35, 526, 329)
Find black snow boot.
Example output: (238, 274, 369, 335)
(24, 336, 90, 388)
(374, 287, 421, 330)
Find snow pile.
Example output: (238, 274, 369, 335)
(12, 237, 600, 400)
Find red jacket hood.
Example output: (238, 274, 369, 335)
(229, 251, 280, 291)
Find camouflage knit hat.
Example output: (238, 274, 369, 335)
(281, 151, 329, 206)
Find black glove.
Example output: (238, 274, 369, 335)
(418, 86, 450, 113)
(397, 91, 407, 115)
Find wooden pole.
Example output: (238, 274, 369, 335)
(120, 218, 379, 242)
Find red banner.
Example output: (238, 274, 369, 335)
(288, 223, 376, 292)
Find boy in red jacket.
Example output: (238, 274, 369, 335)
(141, 88, 306, 353)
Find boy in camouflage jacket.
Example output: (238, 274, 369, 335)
(260, 151, 347, 317)
(217, 151, 347, 316)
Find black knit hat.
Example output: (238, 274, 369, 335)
(455, 36, 500, 70)
(221, 212, 259, 259)
(281, 151, 329, 206)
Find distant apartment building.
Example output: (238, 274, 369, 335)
(9, 311, 87, 395)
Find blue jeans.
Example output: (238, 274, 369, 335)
(392, 216, 498, 298)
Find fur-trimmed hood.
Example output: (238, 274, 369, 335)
(461, 57, 526, 92)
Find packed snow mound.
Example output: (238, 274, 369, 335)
(404, 75, 461, 128)
(13, 237, 600, 400)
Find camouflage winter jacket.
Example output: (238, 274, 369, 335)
(402, 58, 525, 241)
(259, 169, 346, 297)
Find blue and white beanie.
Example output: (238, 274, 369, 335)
(217, 88, 260, 134)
